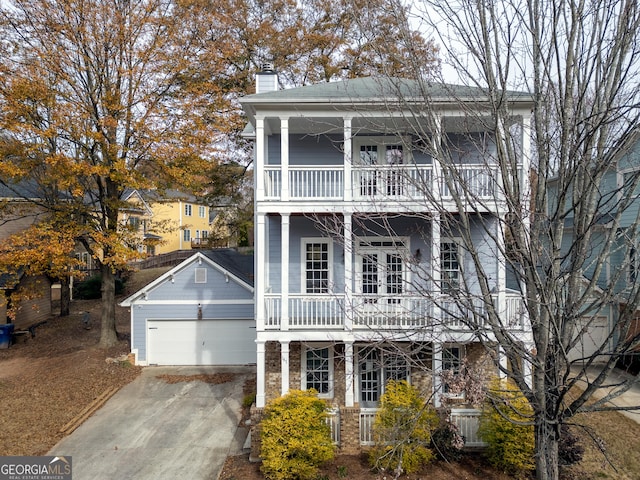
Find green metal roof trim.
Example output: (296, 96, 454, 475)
(239, 76, 533, 106)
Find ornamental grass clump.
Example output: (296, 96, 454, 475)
(478, 378, 535, 476)
(260, 389, 335, 480)
(369, 380, 439, 476)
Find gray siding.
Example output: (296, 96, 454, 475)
(130, 258, 253, 363)
(144, 262, 252, 302)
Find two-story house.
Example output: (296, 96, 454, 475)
(240, 71, 534, 454)
(121, 189, 212, 256)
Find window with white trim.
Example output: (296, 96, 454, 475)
(185, 204, 192, 216)
(198, 205, 206, 218)
(302, 346, 333, 398)
(358, 347, 409, 407)
(303, 240, 331, 294)
(441, 240, 461, 294)
(183, 229, 191, 241)
(441, 344, 464, 397)
(356, 238, 408, 304)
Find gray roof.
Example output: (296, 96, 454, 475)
(240, 76, 533, 107)
(201, 249, 254, 287)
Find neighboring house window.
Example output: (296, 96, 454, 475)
(303, 346, 333, 398)
(441, 240, 461, 294)
(185, 204, 192, 216)
(183, 229, 191, 241)
(128, 216, 141, 230)
(304, 240, 330, 294)
(202, 230, 209, 239)
(358, 347, 409, 407)
(199, 205, 206, 218)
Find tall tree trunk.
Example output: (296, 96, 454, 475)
(535, 418, 560, 480)
(59, 277, 70, 317)
(99, 264, 118, 347)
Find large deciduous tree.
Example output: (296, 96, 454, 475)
(0, 0, 216, 346)
(328, 0, 640, 478)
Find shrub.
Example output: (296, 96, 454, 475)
(73, 275, 124, 299)
(431, 411, 465, 461)
(478, 378, 535, 475)
(369, 380, 439, 476)
(260, 389, 334, 480)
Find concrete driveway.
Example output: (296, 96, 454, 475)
(49, 366, 254, 480)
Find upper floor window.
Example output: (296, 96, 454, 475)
(183, 229, 191, 241)
(185, 204, 192, 216)
(303, 240, 331, 294)
(354, 136, 408, 165)
(441, 240, 461, 294)
(199, 205, 206, 218)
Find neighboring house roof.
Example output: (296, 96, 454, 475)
(0, 179, 56, 201)
(0, 270, 23, 289)
(119, 248, 254, 306)
(121, 188, 201, 205)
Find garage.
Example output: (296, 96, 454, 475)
(147, 319, 256, 366)
(568, 316, 610, 363)
(120, 249, 256, 366)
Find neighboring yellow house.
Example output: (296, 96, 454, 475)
(121, 189, 211, 255)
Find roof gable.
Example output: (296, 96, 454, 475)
(119, 249, 254, 306)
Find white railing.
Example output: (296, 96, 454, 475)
(289, 167, 344, 199)
(359, 408, 485, 448)
(264, 294, 281, 329)
(359, 409, 378, 445)
(352, 295, 432, 328)
(326, 408, 340, 445)
(440, 166, 496, 199)
(450, 409, 486, 447)
(264, 167, 282, 199)
(263, 293, 525, 331)
(261, 164, 516, 203)
(352, 165, 432, 200)
(289, 295, 345, 328)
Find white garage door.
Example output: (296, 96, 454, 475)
(568, 316, 610, 363)
(147, 319, 256, 365)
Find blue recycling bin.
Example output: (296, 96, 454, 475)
(0, 323, 14, 349)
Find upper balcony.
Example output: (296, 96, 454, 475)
(261, 163, 511, 208)
(262, 292, 527, 335)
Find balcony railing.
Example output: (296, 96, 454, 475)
(359, 408, 485, 447)
(262, 164, 516, 203)
(263, 293, 526, 331)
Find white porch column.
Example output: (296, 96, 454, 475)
(256, 116, 265, 201)
(281, 117, 290, 201)
(281, 214, 290, 331)
(344, 341, 355, 407)
(431, 214, 442, 326)
(256, 340, 266, 407)
(344, 212, 353, 331)
(281, 340, 290, 396)
(256, 213, 266, 331)
(498, 345, 508, 379)
(496, 214, 506, 322)
(433, 342, 443, 407)
(343, 116, 353, 202)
